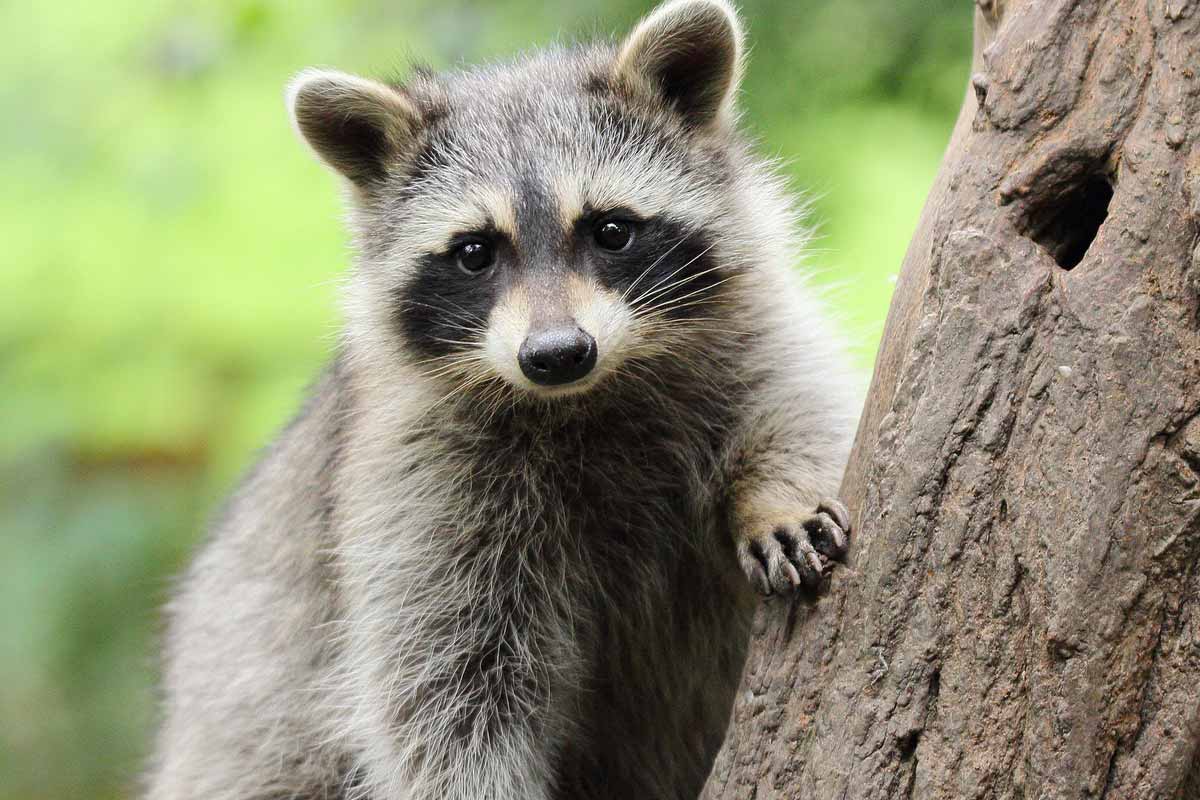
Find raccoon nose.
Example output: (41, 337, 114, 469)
(518, 325, 597, 386)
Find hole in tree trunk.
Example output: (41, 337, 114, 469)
(897, 729, 921, 760)
(1019, 174, 1113, 270)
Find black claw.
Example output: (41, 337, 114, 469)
(793, 535, 824, 586)
(774, 552, 801, 593)
(755, 571, 772, 595)
(770, 528, 804, 588)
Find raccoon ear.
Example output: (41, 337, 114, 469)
(286, 69, 420, 187)
(614, 0, 744, 128)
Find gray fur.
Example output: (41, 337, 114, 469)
(147, 1, 861, 798)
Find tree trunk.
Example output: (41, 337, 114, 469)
(704, 1, 1200, 797)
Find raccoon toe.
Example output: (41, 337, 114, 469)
(816, 498, 851, 538)
(736, 538, 774, 596)
(805, 498, 852, 561)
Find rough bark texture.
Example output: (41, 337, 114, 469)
(704, 1, 1200, 797)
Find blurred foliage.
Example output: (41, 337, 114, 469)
(0, 0, 970, 796)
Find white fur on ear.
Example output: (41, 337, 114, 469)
(615, 0, 745, 127)
(286, 68, 421, 186)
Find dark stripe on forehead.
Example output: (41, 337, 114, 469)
(513, 172, 563, 259)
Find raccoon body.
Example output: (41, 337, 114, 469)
(148, 2, 861, 798)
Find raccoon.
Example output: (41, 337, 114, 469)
(147, 1, 861, 798)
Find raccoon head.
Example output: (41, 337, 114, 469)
(288, 0, 792, 406)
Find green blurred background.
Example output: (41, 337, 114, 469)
(0, 1, 970, 796)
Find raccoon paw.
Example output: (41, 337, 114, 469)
(737, 498, 851, 596)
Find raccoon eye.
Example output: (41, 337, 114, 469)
(455, 240, 495, 275)
(593, 219, 634, 252)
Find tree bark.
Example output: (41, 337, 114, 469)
(704, 1, 1200, 797)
